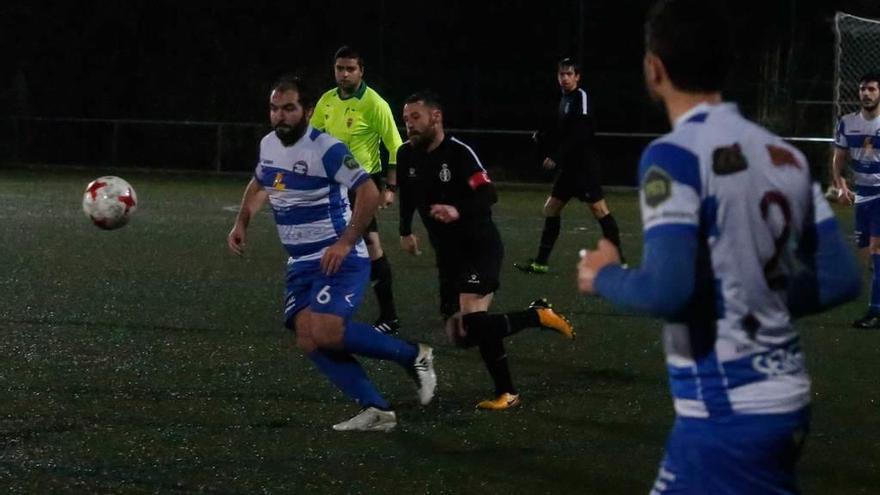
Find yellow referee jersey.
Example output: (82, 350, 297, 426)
(310, 82, 403, 175)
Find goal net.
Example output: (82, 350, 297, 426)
(834, 12, 880, 119)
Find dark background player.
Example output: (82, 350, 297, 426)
(516, 58, 625, 274)
(397, 90, 575, 410)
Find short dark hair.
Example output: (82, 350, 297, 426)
(860, 72, 880, 86)
(271, 75, 316, 110)
(334, 45, 364, 68)
(558, 57, 581, 75)
(645, 0, 733, 92)
(404, 90, 443, 112)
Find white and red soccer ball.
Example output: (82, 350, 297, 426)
(82, 176, 138, 230)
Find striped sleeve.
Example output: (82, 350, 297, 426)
(322, 142, 369, 189)
(834, 118, 847, 149)
(638, 141, 701, 239)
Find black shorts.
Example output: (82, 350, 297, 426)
(347, 173, 383, 236)
(551, 159, 604, 203)
(432, 223, 503, 296)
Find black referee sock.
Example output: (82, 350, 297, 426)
(370, 256, 397, 322)
(462, 311, 540, 341)
(536, 216, 561, 265)
(597, 214, 625, 263)
(439, 275, 460, 320)
(478, 337, 517, 396)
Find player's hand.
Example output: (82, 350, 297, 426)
(227, 224, 247, 256)
(380, 190, 395, 209)
(837, 180, 855, 205)
(400, 234, 422, 255)
(542, 157, 557, 170)
(321, 239, 354, 275)
(577, 239, 621, 294)
(429, 204, 460, 223)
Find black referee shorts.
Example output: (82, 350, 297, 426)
(433, 224, 503, 297)
(551, 157, 604, 204)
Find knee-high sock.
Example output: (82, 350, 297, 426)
(478, 337, 516, 396)
(462, 310, 540, 342)
(308, 349, 389, 410)
(536, 216, 561, 265)
(371, 256, 398, 322)
(439, 275, 460, 319)
(598, 214, 624, 262)
(871, 254, 880, 313)
(342, 320, 417, 367)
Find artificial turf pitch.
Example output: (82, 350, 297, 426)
(0, 167, 877, 493)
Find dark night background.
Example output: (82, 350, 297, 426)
(2, 0, 880, 183)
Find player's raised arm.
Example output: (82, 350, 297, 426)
(227, 177, 268, 256)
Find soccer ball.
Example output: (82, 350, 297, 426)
(82, 176, 138, 230)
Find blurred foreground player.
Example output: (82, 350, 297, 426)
(577, 1, 860, 492)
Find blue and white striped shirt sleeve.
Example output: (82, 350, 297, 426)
(322, 142, 369, 190)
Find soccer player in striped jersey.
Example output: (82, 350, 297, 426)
(311, 46, 404, 335)
(516, 57, 625, 274)
(398, 91, 575, 410)
(577, 1, 860, 492)
(830, 72, 880, 328)
(227, 76, 435, 432)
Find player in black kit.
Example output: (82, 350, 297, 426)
(516, 57, 625, 274)
(397, 91, 575, 410)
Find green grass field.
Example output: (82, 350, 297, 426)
(1, 167, 878, 494)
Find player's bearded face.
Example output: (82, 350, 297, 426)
(404, 106, 439, 148)
(860, 83, 880, 111)
(270, 90, 309, 146)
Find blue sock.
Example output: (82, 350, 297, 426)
(343, 321, 418, 367)
(871, 254, 880, 313)
(307, 349, 389, 410)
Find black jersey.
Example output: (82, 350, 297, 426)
(538, 87, 595, 170)
(398, 135, 497, 241)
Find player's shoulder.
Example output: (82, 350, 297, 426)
(307, 127, 348, 155)
(316, 88, 338, 103)
(362, 85, 393, 111)
(260, 131, 282, 150)
(444, 136, 486, 170)
(570, 88, 589, 114)
(840, 110, 861, 121)
(396, 139, 414, 158)
(447, 136, 483, 162)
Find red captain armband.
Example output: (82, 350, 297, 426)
(468, 171, 492, 190)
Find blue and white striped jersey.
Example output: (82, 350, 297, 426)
(640, 103, 826, 418)
(835, 111, 880, 203)
(255, 126, 370, 264)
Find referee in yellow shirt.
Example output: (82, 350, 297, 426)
(311, 46, 404, 334)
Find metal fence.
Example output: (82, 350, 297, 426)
(0, 116, 835, 186)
